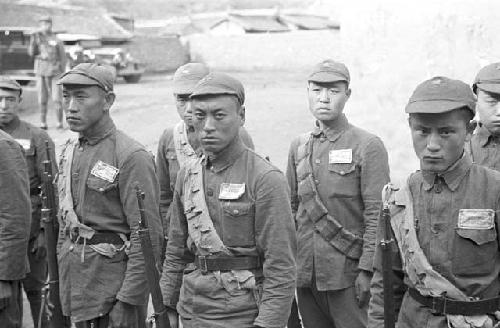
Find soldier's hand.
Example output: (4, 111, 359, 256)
(32, 232, 47, 260)
(0, 281, 12, 310)
(354, 270, 372, 308)
(109, 300, 138, 328)
(166, 307, 179, 328)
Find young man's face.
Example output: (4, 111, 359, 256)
(62, 84, 114, 134)
(308, 81, 351, 123)
(476, 89, 500, 135)
(192, 95, 244, 154)
(0, 88, 21, 126)
(174, 94, 193, 126)
(409, 109, 473, 173)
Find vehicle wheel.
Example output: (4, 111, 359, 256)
(123, 74, 141, 83)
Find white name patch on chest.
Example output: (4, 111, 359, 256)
(329, 149, 352, 164)
(90, 160, 119, 183)
(15, 139, 31, 150)
(219, 183, 246, 200)
(458, 209, 495, 229)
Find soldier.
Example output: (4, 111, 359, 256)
(156, 62, 254, 239)
(29, 15, 67, 130)
(469, 62, 500, 170)
(286, 59, 390, 328)
(368, 77, 500, 328)
(56, 63, 163, 328)
(0, 77, 57, 327)
(160, 72, 297, 328)
(0, 129, 31, 327)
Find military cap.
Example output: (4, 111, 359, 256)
(39, 15, 52, 22)
(190, 72, 245, 105)
(0, 77, 22, 95)
(473, 62, 500, 94)
(308, 59, 350, 84)
(173, 63, 209, 95)
(58, 63, 114, 92)
(405, 76, 476, 115)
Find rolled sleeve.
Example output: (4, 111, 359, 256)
(358, 137, 390, 272)
(116, 150, 162, 306)
(254, 170, 297, 328)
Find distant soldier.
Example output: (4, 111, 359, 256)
(29, 16, 67, 130)
(0, 129, 31, 328)
(56, 63, 162, 328)
(0, 77, 56, 328)
(160, 72, 297, 328)
(286, 59, 390, 328)
(156, 63, 254, 239)
(469, 62, 500, 170)
(368, 77, 500, 328)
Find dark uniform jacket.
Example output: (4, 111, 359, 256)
(368, 154, 500, 328)
(0, 129, 31, 280)
(156, 123, 254, 234)
(469, 125, 500, 171)
(1, 116, 56, 239)
(28, 32, 66, 77)
(161, 137, 297, 328)
(286, 114, 389, 290)
(57, 120, 162, 322)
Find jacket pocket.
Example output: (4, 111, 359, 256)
(87, 175, 118, 193)
(327, 163, 360, 197)
(221, 202, 255, 247)
(452, 228, 497, 276)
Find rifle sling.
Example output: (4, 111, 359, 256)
(297, 135, 363, 260)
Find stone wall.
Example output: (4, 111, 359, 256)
(128, 35, 189, 72)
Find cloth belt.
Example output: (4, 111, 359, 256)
(194, 256, 261, 273)
(408, 288, 500, 316)
(71, 231, 124, 245)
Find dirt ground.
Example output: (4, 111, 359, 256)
(20, 69, 419, 327)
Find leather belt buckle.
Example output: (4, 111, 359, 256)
(198, 256, 208, 274)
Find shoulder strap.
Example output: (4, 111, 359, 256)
(182, 157, 230, 256)
(389, 182, 468, 301)
(173, 121, 197, 167)
(296, 134, 363, 259)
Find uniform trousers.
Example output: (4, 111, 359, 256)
(297, 279, 367, 328)
(0, 281, 23, 328)
(37, 75, 63, 124)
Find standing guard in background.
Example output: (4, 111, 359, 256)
(56, 63, 162, 328)
(468, 63, 500, 170)
(160, 72, 297, 328)
(368, 77, 500, 328)
(286, 59, 390, 328)
(29, 15, 67, 130)
(0, 128, 31, 328)
(156, 62, 254, 241)
(0, 77, 56, 328)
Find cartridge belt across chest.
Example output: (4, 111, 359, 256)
(194, 255, 261, 273)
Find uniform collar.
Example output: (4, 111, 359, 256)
(204, 136, 246, 173)
(0, 115, 20, 134)
(476, 124, 500, 147)
(79, 120, 116, 146)
(311, 114, 349, 142)
(421, 152, 472, 192)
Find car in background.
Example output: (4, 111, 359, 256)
(0, 26, 36, 85)
(58, 33, 145, 83)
